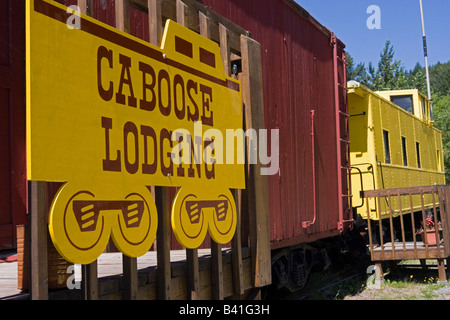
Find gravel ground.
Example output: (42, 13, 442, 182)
(342, 264, 450, 300)
(344, 283, 450, 300)
(296, 259, 450, 300)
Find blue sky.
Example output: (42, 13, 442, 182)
(296, 1, 450, 71)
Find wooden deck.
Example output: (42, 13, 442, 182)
(0, 256, 21, 299)
(371, 241, 446, 261)
(362, 186, 450, 286)
(0, 248, 253, 300)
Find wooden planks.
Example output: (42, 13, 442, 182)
(240, 35, 271, 288)
(155, 187, 172, 299)
(82, 261, 98, 300)
(148, 0, 163, 47)
(115, 0, 131, 33)
(29, 181, 48, 300)
(0, 249, 254, 300)
(78, 0, 93, 16)
(130, 0, 250, 53)
(371, 241, 445, 261)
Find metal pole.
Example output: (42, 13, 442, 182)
(419, 0, 432, 100)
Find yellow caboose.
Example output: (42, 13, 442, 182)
(348, 82, 445, 220)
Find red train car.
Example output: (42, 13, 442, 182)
(1, 0, 352, 292)
(0, 0, 27, 250)
(193, 0, 353, 292)
(196, 0, 352, 248)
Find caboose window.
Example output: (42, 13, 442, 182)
(416, 142, 421, 169)
(402, 136, 408, 166)
(430, 102, 435, 121)
(421, 96, 427, 120)
(383, 130, 391, 164)
(391, 95, 413, 114)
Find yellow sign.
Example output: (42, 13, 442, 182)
(172, 186, 237, 249)
(27, 0, 244, 263)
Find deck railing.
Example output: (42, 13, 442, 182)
(362, 185, 450, 284)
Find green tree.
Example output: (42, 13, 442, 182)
(430, 61, 450, 99)
(346, 53, 371, 87)
(433, 95, 450, 182)
(407, 63, 427, 94)
(371, 40, 407, 90)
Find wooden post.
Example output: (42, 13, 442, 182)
(397, 192, 406, 252)
(148, 0, 162, 47)
(199, 12, 210, 40)
(219, 24, 231, 76)
(82, 261, 98, 300)
(78, 0, 93, 16)
(231, 189, 244, 297)
(123, 255, 138, 299)
(377, 195, 384, 257)
(240, 35, 271, 288)
(176, 0, 188, 27)
(115, 0, 130, 34)
(387, 193, 395, 259)
(437, 259, 447, 285)
(30, 181, 48, 300)
(375, 262, 384, 287)
(431, 191, 441, 258)
(420, 190, 430, 257)
(219, 22, 244, 297)
(186, 249, 199, 300)
(409, 193, 418, 259)
(155, 187, 171, 299)
(366, 195, 374, 261)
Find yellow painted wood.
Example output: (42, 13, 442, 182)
(26, 0, 244, 263)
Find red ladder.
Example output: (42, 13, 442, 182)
(331, 33, 353, 232)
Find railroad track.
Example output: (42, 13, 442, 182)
(273, 258, 447, 300)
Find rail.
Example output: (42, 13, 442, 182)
(362, 185, 450, 284)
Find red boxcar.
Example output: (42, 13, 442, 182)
(196, 0, 352, 249)
(0, 0, 27, 250)
(0, 0, 351, 254)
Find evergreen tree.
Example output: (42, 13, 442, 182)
(371, 40, 406, 90)
(407, 63, 427, 94)
(430, 61, 450, 98)
(434, 95, 450, 182)
(346, 53, 371, 87)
